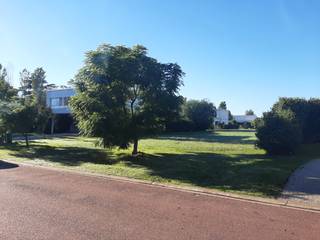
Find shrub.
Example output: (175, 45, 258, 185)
(256, 111, 302, 155)
(166, 119, 195, 132)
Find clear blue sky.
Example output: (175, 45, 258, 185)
(1, 0, 320, 115)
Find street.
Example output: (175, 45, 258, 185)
(0, 161, 319, 240)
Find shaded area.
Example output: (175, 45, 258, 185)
(0, 160, 19, 170)
(157, 131, 256, 144)
(6, 144, 115, 166)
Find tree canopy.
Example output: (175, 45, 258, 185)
(184, 99, 216, 130)
(218, 101, 227, 110)
(70, 44, 184, 155)
(245, 109, 255, 115)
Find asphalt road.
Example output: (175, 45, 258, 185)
(1, 161, 319, 240)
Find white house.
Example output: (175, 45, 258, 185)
(46, 88, 75, 114)
(233, 115, 257, 123)
(46, 88, 76, 133)
(214, 109, 229, 125)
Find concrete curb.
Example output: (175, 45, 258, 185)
(3, 159, 320, 213)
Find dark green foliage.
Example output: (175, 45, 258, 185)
(0, 64, 18, 101)
(53, 114, 74, 133)
(184, 99, 216, 131)
(256, 111, 302, 155)
(240, 122, 253, 129)
(31, 67, 47, 106)
(218, 120, 239, 129)
(272, 97, 320, 143)
(245, 109, 255, 115)
(218, 101, 227, 110)
(70, 44, 184, 154)
(19, 69, 32, 98)
(165, 119, 195, 132)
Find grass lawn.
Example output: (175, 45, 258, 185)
(1, 130, 320, 197)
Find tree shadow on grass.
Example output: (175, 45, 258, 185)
(157, 131, 256, 144)
(6, 143, 117, 166)
(121, 152, 297, 197)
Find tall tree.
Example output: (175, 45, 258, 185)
(31, 67, 47, 106)
(0, 64, 17, 101)
(19, 68, 32, 98)
(70, 44, 184, 155)
(218, 101, 227, 110)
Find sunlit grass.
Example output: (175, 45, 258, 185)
(1, 130, 319, 197)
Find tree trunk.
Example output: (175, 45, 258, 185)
(132, 138, 138, 156)
(25, 134, 29, 147)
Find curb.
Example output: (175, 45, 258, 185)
(3, 159, 320, 213)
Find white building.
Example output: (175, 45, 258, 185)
(233, 115, 257, 123)
(46, 88, 75, 114)
(46, 88, 76, 133)
(214, 109, 229, 125)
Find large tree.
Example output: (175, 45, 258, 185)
(70, 44, 184, 155)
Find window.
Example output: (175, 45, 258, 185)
(50, 98, 60, 107)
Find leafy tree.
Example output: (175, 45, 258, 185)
(218, 101, 227, 110)
(184, 99, 216, 130)
(70, 44, 184, 155)
(245, 109, 255, 115)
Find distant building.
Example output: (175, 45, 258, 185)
(233, 114, 257, 123)
(46, 88, 76, 133)
(214, 109, 229, 125)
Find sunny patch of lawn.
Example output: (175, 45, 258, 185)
(1, 130, 319, 197)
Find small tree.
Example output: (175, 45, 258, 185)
(5, 104, 37, 147)
(70, 44, 184, 155)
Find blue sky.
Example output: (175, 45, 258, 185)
(1, 0, 320, 115)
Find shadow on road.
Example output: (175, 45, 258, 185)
(0, 160, 19, 170)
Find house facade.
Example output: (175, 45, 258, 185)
(46, 88, 76, 133)
(214, 109, 229, 125)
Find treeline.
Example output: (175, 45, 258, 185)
(166, 99, 216, 132)
(256, 97, 320, 155)
(0, 65, 52, 146)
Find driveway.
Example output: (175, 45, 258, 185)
(0, 160, 319, 240)
(282, 159, 320, 208)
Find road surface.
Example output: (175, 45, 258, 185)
(0, 160, 319, 240)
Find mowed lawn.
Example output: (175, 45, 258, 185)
(1, 130, 320, 197)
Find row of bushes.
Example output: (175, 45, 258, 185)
(256, 98, 320, 155)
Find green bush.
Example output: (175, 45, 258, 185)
(165, 119, 195, 132)
(256, 111, 302, 155)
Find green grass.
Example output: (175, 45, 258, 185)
(1, 130, 320, 198)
